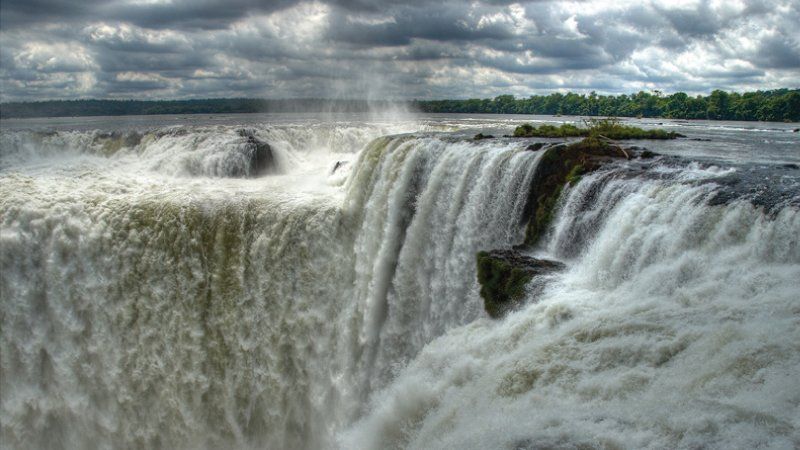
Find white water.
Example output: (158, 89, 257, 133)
(1, 116, 799, 449)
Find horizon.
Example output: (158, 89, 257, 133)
(2, 87, 798, 105)
(2, 0, 799, 102)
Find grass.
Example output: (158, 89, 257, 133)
(513, 118, 684, 140)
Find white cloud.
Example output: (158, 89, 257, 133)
(1, 0, 798, 101)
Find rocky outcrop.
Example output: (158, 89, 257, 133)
(473, 133, 495, 140)
(92, 131, 143, 155)
(521, 137, 629, 246)
(237, 129, 275, 177)
(476, 136, 649, 318)
(525, 142, 548, 151)
(476, 249, 565, 318)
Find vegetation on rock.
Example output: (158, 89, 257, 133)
(512, 118, 683, 139)
(522, 136, 629, 246)
(476, 250, 565, 318)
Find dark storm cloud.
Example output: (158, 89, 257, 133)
(753, 35, 800, 69)
(1, 0, 798, 101)
(325, 3, 515, 46)
(0, 0, 297, 30)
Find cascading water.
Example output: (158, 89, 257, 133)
(342, 162, 800, 450)
(1, 115, 799, 449)
(1, 120, 541, 449)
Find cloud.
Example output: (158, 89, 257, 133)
(1, 0, 798, 101)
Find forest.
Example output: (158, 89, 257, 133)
(414, 89, 800, 122)
(1, 89, 797, 121)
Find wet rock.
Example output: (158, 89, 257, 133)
(154, 128, 190, 138)
(92, 131, 143, 155)
(782, 163, 799, 169)
(477, 249, 565, 319)
(639, 150, 658, 159)
(522, 137, 628, 246)
(525, 142, 549, 152)
(473, 133, 495, 140)
(237, 129, 275, 177)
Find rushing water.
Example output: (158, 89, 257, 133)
(1, 113, 799, 449)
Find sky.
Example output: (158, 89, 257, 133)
(0, 0, 798, 101)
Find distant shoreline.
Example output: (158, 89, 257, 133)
(1, 89, 798, 122)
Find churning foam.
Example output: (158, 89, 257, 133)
(1, 121, 799, 449)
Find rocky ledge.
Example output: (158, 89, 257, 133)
(521, 136, 644, 246)
(237, 129, 275, 177)
(477, 135, 650, 318)
(477, 250, 565, 318)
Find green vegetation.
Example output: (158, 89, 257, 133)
(523, 136, 623, 246)
(418, 89, 800, 122)
(476, 250, 566, 318)
(1, 89, 797, 121)
(476, 251, 534, 318)
(513, 123, 583, 138)
(0, 98, 399, 119)
(512, 118, 683, 139)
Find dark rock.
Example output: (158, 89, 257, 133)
(793, 128, 799, 133)
(782, 163, 799, 169)
(522, 137, 627, 246)
(473, 133, 495, 140)
(690, 138, 712, 141)
(525, 142, 548, 152)
(332, 160, 348, 174)
(91, 131, 142, 154)
(639, 150, 658, 159)
(237, 129, 275, 177)
(477, 249, 565, 319)
(154, 128, 190, 138)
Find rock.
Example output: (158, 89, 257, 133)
(332, 160, 348, 174)
(92, 131, 142, 155)
(782, 163, 799, 169)
(525, 142, 548, 152)
(793, 128, 799, 133)
(690, 138, 712, 141)
(639, 150, 658, 159)
(522, 137, 627, 246)
(238, 129, 275, 177)
(476, 249, 565, 318)
(473, 133, 495, 140)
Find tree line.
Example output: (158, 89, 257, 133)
(0, 98, 396, 119)
(1, 89, 797, 121)
(413, 89, 799, 122)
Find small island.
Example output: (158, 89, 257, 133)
(512, 118, 684, 139)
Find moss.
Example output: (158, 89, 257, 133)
(523, 137, 622, 246)
(512, 118, 683, 140)
(476, 250, 566, 318)
(476, 251, 533, 318)
(565, 164, 584, 186)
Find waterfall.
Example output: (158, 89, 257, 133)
(2, 120, 798, 449)
(341, 164, 800, 450)
(0, 129, 541, 449)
